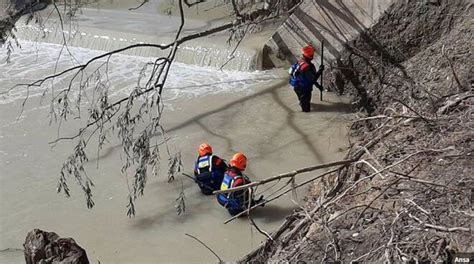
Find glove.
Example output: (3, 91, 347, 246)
(319, 64, 325, 71)
(256, 195, 265, 207)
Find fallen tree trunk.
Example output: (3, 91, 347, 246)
(24, 229, 89, 264)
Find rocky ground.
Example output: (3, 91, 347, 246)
(243, 1, 473, 263)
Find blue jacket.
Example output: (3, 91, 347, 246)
(194, 155, 227, 191)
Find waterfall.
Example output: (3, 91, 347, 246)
(13, 18, 262, 71)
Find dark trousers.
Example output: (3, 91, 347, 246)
(195, 172, 219, 195)
(227, 197, 263, 216)
(294, 86, 312, 112)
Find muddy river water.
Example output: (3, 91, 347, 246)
(0, 5, 352, 263)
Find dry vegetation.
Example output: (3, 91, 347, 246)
(243, 1, 473, 263)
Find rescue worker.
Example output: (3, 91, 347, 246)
(194, 143, 228, 195)
(217, 152, 264, 216)
(289, 45, 325, 112)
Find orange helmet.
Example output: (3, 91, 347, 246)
(230, 152, 247, 171)
(302, 45, 315, 58)
(198, 143, 213, 156)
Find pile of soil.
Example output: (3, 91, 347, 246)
(242, 0, 472, 262)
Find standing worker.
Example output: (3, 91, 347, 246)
(217, 152, 263, 216)
(194, 143, 228, 195)
(289, 44, 325, 112)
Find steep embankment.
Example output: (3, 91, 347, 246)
(243, 1, 473, 262)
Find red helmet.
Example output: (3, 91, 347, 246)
(198, 143, 212, 156)
(302, 45, 315, 59)
(230, 152, 247, 171)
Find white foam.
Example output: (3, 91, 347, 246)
(0, 41, 278, 106)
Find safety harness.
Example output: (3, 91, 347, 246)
(195, 155, 213, 174)
(217, 169, 244, 210)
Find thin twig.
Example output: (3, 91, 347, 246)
(441, 45, 464, 92)
(185, 233, 224, 263)
(423, 224, 470, 233)
(249, 214, 273, 241)
(128, 0, 148, 10)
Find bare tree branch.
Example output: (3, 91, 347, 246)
(129, 0, 149, 11)
(224, 167, 341, 224)
(185, 233, 224, 263)
(215, 159, 355, 195)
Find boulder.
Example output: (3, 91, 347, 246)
(24, 229, 89, 264)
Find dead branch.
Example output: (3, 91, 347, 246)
(437, 92, 474, 115)
(239, 214, 301, 262)
(351, 180, 400, 229)
(264, 129, 400, 246)
(357, 159, 385, 179)
(224, 167, 340, 224)
(249, 215, 273, 241)
(423, 224, 470, 233)
(236, 133, 406, 239)
(230, 0, 242, 18)
(352, 127, 395, 160)
(214, 159, 355, 195)
(354, 114, 423, 122)
(290, 196, 312, 222)
(327, 204, 380, 224)
(327, 151, 427, 209)
(323, 224, 341, 261)
(388, 170, 467, 191)
(280, 217, 309, 246)
(129, 0, 148, 10)
(185, 233, 224, 263)
(219, 24, 250, 70)
(389, 97, 433, 125)
(404, 198, 431, 216)
(409, 213, 470, 233)
(441, 45, 464, 92)
(183, 0, 206, 8)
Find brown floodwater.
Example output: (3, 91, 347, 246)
(0, 5, 352, 262)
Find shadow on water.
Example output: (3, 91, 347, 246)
(269, 88, 325, 163)
(88, 79, 289, 162)
(92, 79, 350, 167)
(130, 195, 214, 230)
(131, 202, 296, 230)
(248, 204, 297, 224)
(310, 101, 352, 113)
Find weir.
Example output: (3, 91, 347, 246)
(8, 0, 396, 71)
(13, 8, 262, 71)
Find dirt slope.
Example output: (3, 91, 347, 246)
(242, 1, 473, 263)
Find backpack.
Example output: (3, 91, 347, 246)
(288, 60, 310, 87)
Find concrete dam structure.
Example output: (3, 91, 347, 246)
(265, 0, 394, 66)
(9, 0, 394, 72)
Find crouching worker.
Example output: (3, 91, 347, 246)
(217, 152, 264, 216)
(194, 143, 228, 195)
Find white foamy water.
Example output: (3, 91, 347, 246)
(0, 41, 278, 106)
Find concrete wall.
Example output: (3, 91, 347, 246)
(264, 0, 394, 67)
